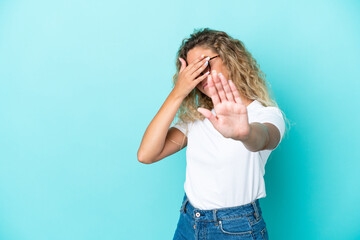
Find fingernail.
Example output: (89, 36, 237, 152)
(201, 54, 205, 58)
(205, 56, 210, 61)
(205, 71, 210, 75)
(204, 61, 208, 66)
(218, 73, 222, 76)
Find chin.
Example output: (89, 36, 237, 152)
(195, 87, 209, 97)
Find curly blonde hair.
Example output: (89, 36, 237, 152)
(173, 28, 288, 133)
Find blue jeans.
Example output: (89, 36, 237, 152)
(173, 193, 269, 240)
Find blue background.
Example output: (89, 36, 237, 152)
(1, 0, 359, 239)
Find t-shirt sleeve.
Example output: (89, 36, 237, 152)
(256, 106, 285, 150)
(172, 119, 189, 137)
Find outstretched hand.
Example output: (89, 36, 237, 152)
(197, 70, 251, 141)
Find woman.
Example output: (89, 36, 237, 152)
(137, 28, 287, 240)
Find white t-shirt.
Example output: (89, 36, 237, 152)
(172, 100, 285, 210)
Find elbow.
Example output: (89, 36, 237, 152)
(137, 150, 153, 164)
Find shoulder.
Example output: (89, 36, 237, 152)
(250, 100, 283, 118)
(250, 100, 285, 139)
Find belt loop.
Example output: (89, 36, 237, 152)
(180, 197, 189, 213)
(213, 209, 218, 226)
(251, 200, 260, 220)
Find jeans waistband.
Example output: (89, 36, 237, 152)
(180, 192, 262, 222)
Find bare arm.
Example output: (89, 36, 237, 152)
(149, 127, 188, 164)
(137, 90, 185, 164)
(238, 122, 281, 152)
(137, 54, 211, 164)
(196, 70, 281, 152)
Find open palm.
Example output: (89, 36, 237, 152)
(197, 70, 250, 140)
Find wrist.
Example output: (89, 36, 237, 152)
(239, 123, 252, 142)
(231, 123, 251, 142)
(170, 88, 186, 102)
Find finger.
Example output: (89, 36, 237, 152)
(187, 54, 207, 69)
(212, 70, 227, 102)
(194, 70, 210, 84)
(190, 56, 210, 77)
(197, 107, 218, 126)
(218, 73, 235, 102)
(228, 79, 243, 104)
(191, 58, 210, 78)
(178, 57, 187, 73)
(207, 75, 221, 105)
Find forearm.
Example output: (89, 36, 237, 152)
(234, 122, 269, 152)
(137, 90, 184, 163)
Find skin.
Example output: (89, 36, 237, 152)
(186, 47, 253, 107)
(137, 46, 282, 164)
(186, 46, 281, 151)
(138, 50, 212, 164)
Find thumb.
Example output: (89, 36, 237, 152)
(197, 107, 218, 126)
(178, 57, 187, 73)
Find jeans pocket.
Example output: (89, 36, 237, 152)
(218, 216, 253, 235)
(261, 227, 268, 240)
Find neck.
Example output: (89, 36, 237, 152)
(243, 97, 254, 107)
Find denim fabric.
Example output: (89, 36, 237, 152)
(173, 193, 269, 240)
